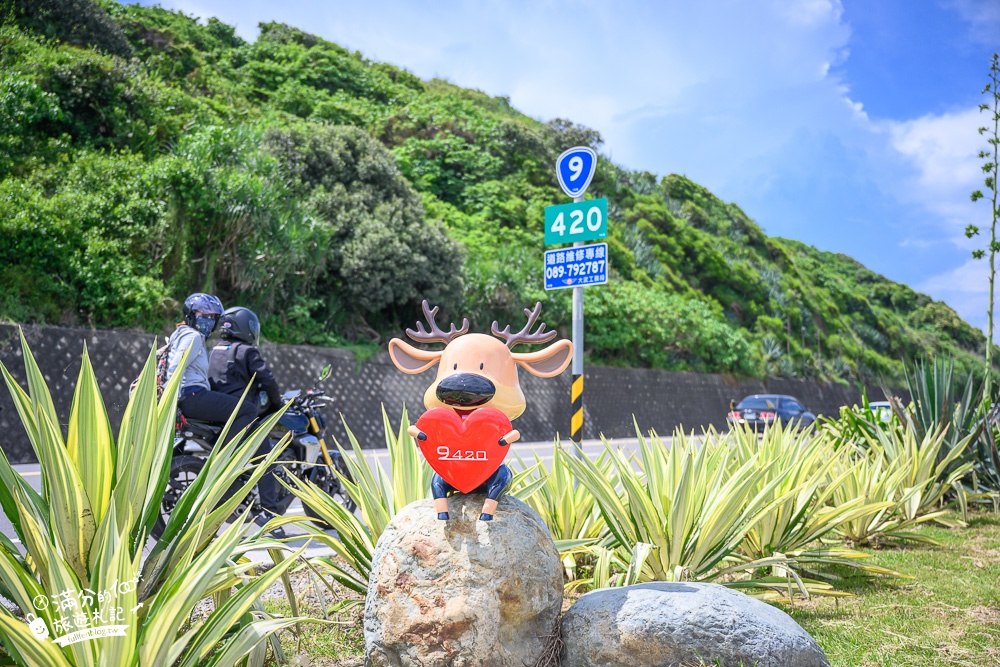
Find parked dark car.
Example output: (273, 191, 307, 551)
(727, 394, 816, 432)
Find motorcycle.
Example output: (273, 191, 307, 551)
(151, 366, 355, 539)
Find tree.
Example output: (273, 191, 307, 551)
(966, 53, 1000, 401)
(263, 124, 463, 323)
(7, 0, 133, 57)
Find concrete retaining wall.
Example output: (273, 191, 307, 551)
(0, 324, 888, 464)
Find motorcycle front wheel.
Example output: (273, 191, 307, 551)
(303, 456, 357, 527)
(151, 455, 206, 541)
(151, 455, 256, 540)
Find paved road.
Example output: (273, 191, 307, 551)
(1, 436, 647, 563)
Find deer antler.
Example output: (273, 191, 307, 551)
(491, 302, 557, 349)
(406, 300, 470, 344)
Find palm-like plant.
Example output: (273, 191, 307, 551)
(727, 422, 894, 562)
(729, 423, 897, 583)
(0, 332, 308, 666)
(563, 426, 795, 589)
(895, 357, 982, 460)
(863, 424, 974, 526)
(283, 407, 429, 598)
(830, 451, 935, 546)
(818, 391, 904, 445)
(972, 403, 1000, 496)
(516, 440, 611, 580)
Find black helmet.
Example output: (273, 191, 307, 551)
(182, 293, 224, 329)
(219, 306, 260, 345)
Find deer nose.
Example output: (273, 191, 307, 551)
(436, 373, 495, 407)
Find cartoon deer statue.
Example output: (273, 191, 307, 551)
(389, 300, 573, 521)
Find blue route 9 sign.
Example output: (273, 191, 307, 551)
(544, 242, 608, 291)
(556, 146, 597, 199)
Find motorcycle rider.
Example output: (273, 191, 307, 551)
(208, 306, 287, 536)
(166, 294, 258, 448)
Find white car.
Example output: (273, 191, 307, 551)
(868, 401, 892, 422)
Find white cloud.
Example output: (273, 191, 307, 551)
(887, 108, 985, 197)
(884, 107, 988, 241)
(920, 257, 988, 294)
(946, 0, 1000, 46)
(774, 0, 843, 28)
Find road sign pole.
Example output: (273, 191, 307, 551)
(550, 145, 599, 452)
(571, 196, 584, 447)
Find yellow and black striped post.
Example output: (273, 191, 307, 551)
(570, 205, 585, 446)
(571, 374, 584, 444)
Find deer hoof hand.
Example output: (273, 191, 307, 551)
(479, 513, 494, 522)
(437, 512, 450, 520)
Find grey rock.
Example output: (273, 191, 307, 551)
(561, 582, 830, 667)
(364, 494, 563, 667)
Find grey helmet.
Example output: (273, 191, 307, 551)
(219, 306, 261, 346)
(182, 293, 224, 329)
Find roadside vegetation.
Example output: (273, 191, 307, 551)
(1, 0, 994, 384)
(278, 354, 1000, 666)
(2, 2, 1000, 665)
(0, 327, 998, 665)
(255, 514, 1000, 667)
(0, 333, 313, 666)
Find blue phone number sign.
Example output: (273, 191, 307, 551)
(543, 242, 608, 290)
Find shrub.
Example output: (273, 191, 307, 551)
(9, 0, 133, 57)
(0, 69, 66, 178)
(0, 152, 170, 326)
(162, 124, 325, 309)
(516, 441, 610, 580)
(263, 124, 463, 320)
(564, 428, 795, 589)
(0, 332, 308, 665)
(586, 281, 757, 374)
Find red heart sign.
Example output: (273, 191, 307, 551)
(416, 407, 513, 494)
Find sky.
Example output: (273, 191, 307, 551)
(139, 0, 1000, 331)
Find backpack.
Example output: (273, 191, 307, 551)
(130, 336, 171, 400)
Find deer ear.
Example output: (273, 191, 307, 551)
(389, 338, 442, 374)
(513, 339, 573, 378)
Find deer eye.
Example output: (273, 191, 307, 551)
(453, 363, 457, 370)
(480, 362, 484, 370)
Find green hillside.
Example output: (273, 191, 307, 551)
(0, 0, 991, 384)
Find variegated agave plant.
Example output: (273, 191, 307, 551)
(0, 331, 309, 667)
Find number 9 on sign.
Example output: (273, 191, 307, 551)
(568, 156, 584, 182)
(556, 146, 597, 198)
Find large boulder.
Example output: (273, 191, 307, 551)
(561, 582, 830, 667)
(364, 494, 563, 667)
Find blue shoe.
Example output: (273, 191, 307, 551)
(479, 513, 493, 521)
(437, 512, 450, 520)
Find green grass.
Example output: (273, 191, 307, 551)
(259, 512, 1000, 666)
(786, 512, 1000, 667)
(260, 571, 365, 667)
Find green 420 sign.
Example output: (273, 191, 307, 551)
(544, 198, 608, 246)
